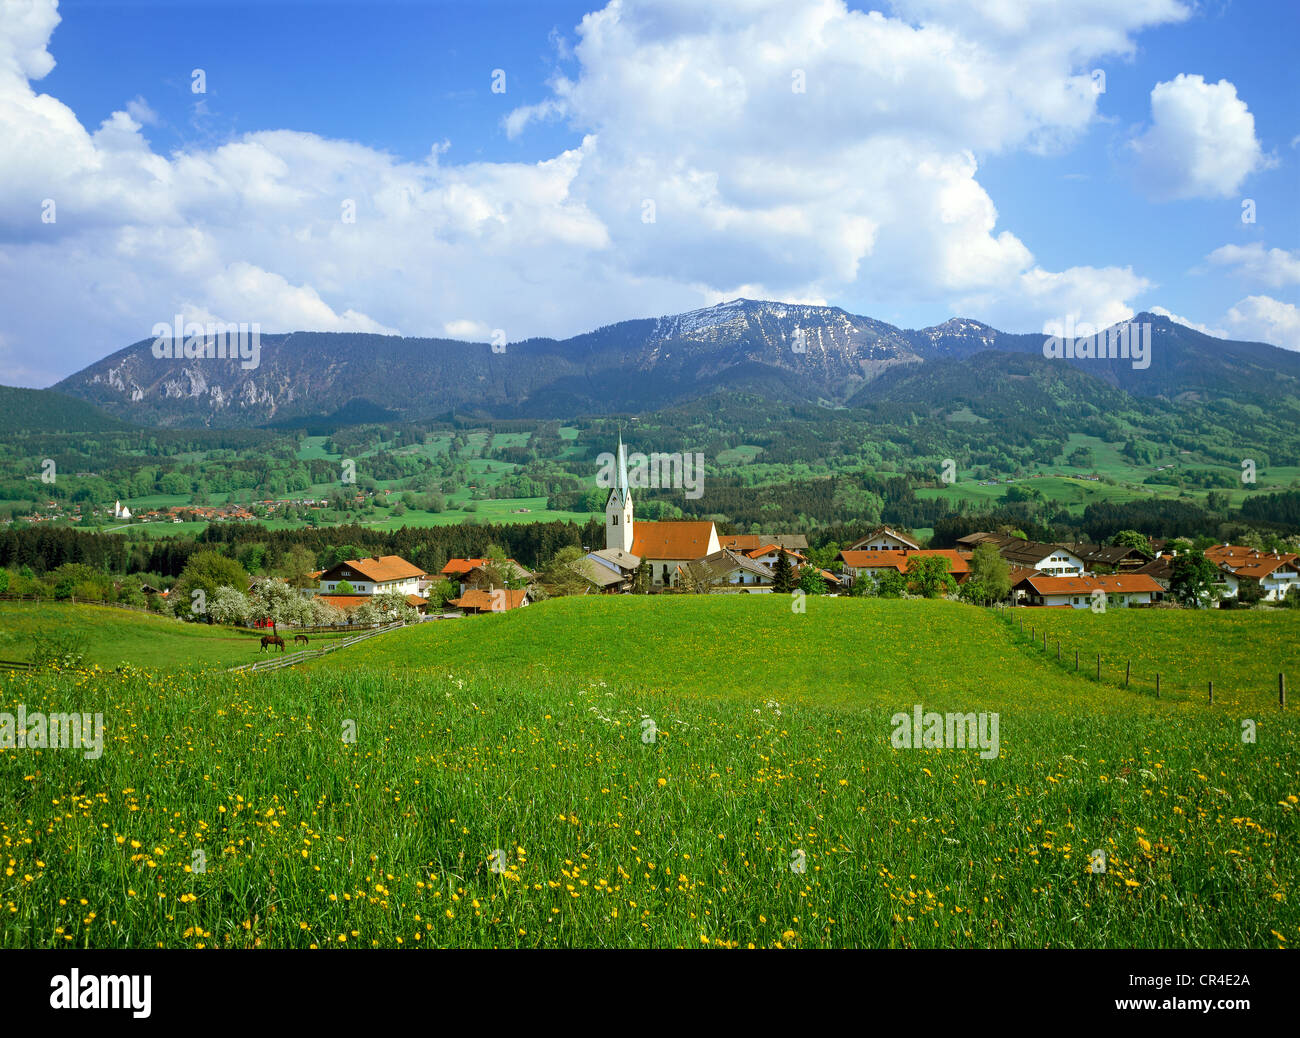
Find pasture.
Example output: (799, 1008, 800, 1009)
(0, 598, 1295, 949)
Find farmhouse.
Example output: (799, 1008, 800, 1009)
(1012, 573, 1163, 608)
(446, 588, 530, 614)
(316, 555, 426, 597)
(957, 533, 1087, 576)
(1206, 545, 1299, 602)
(845, 526, 921, 552)
(838, 548, 971, 584)
(441, 557, 534, 597)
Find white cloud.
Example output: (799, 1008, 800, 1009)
(0, 0, 1195, 384)
(1205, 243, 1300, 289)
(1129, 73, 1271, 200)
(1224, 295, 1300, 351)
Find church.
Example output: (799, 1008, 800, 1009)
(586, 435, 720, 588)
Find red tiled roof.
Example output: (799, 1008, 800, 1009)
(448, 588, 528, 612)
(324, 555, 425, 583)
(838, 549, 970, 575)
(1016, 574, 1163, 595)
(315, 595, 369, 612)
(630, 521, 717, 560)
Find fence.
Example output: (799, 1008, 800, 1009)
(991, 603, 1286, 709)
(228, 621, 406, 675)
(0, 659, 34, 672)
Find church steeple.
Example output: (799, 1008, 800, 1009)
(605, 431, 634, 552)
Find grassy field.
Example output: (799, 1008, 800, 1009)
(0, 597, 1296, 949)
(995, 606, 1298, 709)
(0, 602, 356, 670)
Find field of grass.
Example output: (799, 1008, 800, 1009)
(1, 597, 1296, 949)
(996, 606, 1297, 709)
(0, 602, 356, 670)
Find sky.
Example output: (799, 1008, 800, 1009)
(0, 0, 1297, 387)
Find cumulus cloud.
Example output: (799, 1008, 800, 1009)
(1205, 243, 1300, 289)
(1224, 295, 1300, 350)
(0, 0, 1196, 385)
(1129, 73, 1271, 200)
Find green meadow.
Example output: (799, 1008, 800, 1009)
(0, 602, 355, 670)
(1, 598, 1296, 949)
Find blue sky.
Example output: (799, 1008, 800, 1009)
(1, 0, 1297, 385)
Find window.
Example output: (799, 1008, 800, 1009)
(612, 516, 618, 525)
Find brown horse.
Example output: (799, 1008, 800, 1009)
(260, 633, 285, 653)
(293, 634, 309, 646)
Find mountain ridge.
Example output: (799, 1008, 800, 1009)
(48, 299, 1300, 428)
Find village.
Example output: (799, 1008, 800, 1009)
(262, 437, 1298, 621)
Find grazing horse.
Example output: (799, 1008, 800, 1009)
(293, 634, 309, 646)
(260, 633, 285, 653)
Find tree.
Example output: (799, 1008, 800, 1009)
(1169, 550, 1219, 608)
(208, 586, 252, 626)
(1110, 529, 1153, 556)
(537, 546, 595, 597)
(173, 551, 248, 621)
(334, 579, 356, 595)
(849, 572, 875, 597)
(876, 570, 907, 598)
(906, 555, 956, 598)
(965, 543, 1011, 604)
(772, 550, 795, 593)
(275, 545, 319, 589)
(248, 577, 313, 626)
(797, 566, 827, 595)
(632, 558, 651, 594)
(355, 590, 418, 624)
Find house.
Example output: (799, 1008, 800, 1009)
(717, 533, 809, 553)
(993, 539, 1087, 576)
(604, 435, 721, 587)
(699, 548, 778, 591)
(845, 525, 921, 552)
(744, 544, 807, 569)
(1133, 556, 1174, 601)
(1067, 543, 1152, 573)
(1206, 545, 1299, 602)
(838, 548, 971, 584)
(316, 555, 426, 597)
(447, 588, 530, 615)
(440, 557, 534, 597)
(1012, 573, 1163, 608)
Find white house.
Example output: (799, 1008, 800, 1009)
(845, 526, 921, 552)
(316, 555, 426, 597)
(1012, 573, 1163, 608)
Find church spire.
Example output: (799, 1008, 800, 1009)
(616, 429, 630, 505)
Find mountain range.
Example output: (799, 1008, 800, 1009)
(44, 299, 1300, 429)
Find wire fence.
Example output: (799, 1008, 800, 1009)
(990, 603, 1287, 710)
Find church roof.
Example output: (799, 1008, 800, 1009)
(631, 521, 717, 560)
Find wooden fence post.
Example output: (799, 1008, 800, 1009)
(1156, 673, 1160, 699)
(1075, 650, 1079, 672)
(1056, 640, 1060, 660)
(1096, 653, 1100, 681)
(1281, 673, 1287, 710)
(1208, 681, 1213, 705)
(1125, 661, 1130, 688)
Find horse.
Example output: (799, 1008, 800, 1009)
(260, 633, 285, 653)
(293, 634, 309, 646)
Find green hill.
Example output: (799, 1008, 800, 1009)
(0, 385, 126, 434)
